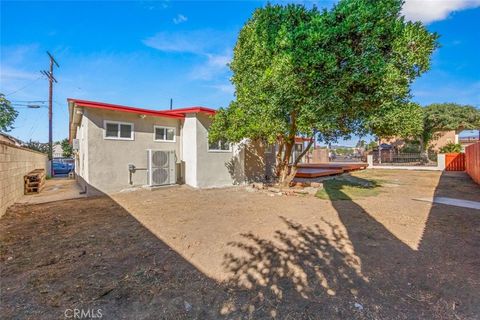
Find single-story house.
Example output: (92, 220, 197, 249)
(68, 99, 275, 193)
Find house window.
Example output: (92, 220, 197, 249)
(208, 139, 231, 152)
(154, 126, 176, 142)
(104, 121, 134, 140)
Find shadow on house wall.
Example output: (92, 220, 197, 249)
(226, 140, 276, 185)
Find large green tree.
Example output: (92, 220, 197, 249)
(60, 138, 73, 158)
(209, 0, 438, 184)
(366, 102, 424, 161)
(0, 94, 18, 132)
(420, 103, 480, 154)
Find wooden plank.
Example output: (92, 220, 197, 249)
(24, 168, 46, 195)
(295, 168, 344, 178)
(445, 153, 465, 171)
(466, 142, 480, 184)
(297, 163, 368, 172)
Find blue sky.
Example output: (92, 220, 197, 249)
(1, 0, 479, 145)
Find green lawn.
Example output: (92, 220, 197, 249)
(315, 176, 382, 200)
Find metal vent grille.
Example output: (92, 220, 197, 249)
(147, 150, 176, 186)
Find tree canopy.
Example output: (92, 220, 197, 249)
(367, 102, 424, 140)
(0, 94, 18, 132)
(24, 140, 49, 154)
(420, 103, 480, 151)
(60, 138, 73, 158)
(209, 0, 439, 183)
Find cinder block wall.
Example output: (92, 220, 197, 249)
(0, 141, 48, 216)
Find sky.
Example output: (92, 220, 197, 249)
(1, 0, 479, 146)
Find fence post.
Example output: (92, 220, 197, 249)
(367, 155, 373, 168)
(437, 153, 446, 171)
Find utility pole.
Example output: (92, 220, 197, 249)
(41, 51, 59, 177)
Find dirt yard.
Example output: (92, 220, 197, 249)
(1, 170, 479, 319)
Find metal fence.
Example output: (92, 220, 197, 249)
(372, 151, 437, 166)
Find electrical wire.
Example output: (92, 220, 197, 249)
(3, 76, 44, 96)
(11, 100, 47, 103)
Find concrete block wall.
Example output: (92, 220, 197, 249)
(0, 141, 48, 216)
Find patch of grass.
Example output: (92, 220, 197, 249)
(316, 177, 382, 200)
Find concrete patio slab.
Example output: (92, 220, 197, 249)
(15, 178, 87, 205)
(414, 196, 480, 210)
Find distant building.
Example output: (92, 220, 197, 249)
(382, 130, 458, 151)
(381, 130, 478, 152)
(53, 143, 64, 158)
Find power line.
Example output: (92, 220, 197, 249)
(3, 76, 44, 96)
(12, 103, 47, 109)
(42, 51, 59, 176)
(11, 100, 47, 103)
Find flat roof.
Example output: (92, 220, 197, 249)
(68, 98, 216, 119)
(67, 98, 217, 141)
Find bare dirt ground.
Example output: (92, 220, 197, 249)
(1, 170, 479, 319)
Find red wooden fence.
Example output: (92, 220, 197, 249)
(445, 153, 465, 171)
(465, 142, 480, 184)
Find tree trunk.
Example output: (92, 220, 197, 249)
(275, 140, 285, 178)
(377, 138, 382, 164)
(419, 138, 428, 163)
(278, 138, 315, 187)
(277, 140, 294, 186)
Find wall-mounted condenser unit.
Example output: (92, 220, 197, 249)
(147, 149, 176, 186)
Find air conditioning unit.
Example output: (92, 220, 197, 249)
(147, 149, 176, 186)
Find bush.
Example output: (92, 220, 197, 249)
(401, 140, 421, 153)
(439, 143, 462, 153)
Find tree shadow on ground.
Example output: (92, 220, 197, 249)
(1, 172, 479, 319)
(221, 172, 480, 319)
(0, 196, 229, 319)
(221, 217, 368, 319)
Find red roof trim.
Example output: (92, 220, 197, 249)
(68, 98, 185, 119)
(163, 106, 216, 116)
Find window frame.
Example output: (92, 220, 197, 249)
(103, 120, 134, 141)
(208, 139, 232, 153)
(153, 125, 176, 143)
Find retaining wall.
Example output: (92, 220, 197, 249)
(0, 141, 48, 216)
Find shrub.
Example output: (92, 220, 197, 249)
(439, 143, 462, 153)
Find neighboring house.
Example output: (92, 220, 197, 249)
(459, 135, 479, 150)
(430, 130, 458, 151)
(53, 143, 63, 158)
(68, 99, 274, 193)
(381, 130, 458, 151)
(0, 132, 23, 146)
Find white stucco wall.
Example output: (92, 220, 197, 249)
(81, 109, 181, 193)
(182, 114, 198, 187)
(75, 115, 89, 184)
(195, 113, 240, 188)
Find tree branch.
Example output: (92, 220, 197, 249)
(293, 137, 315, 166)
